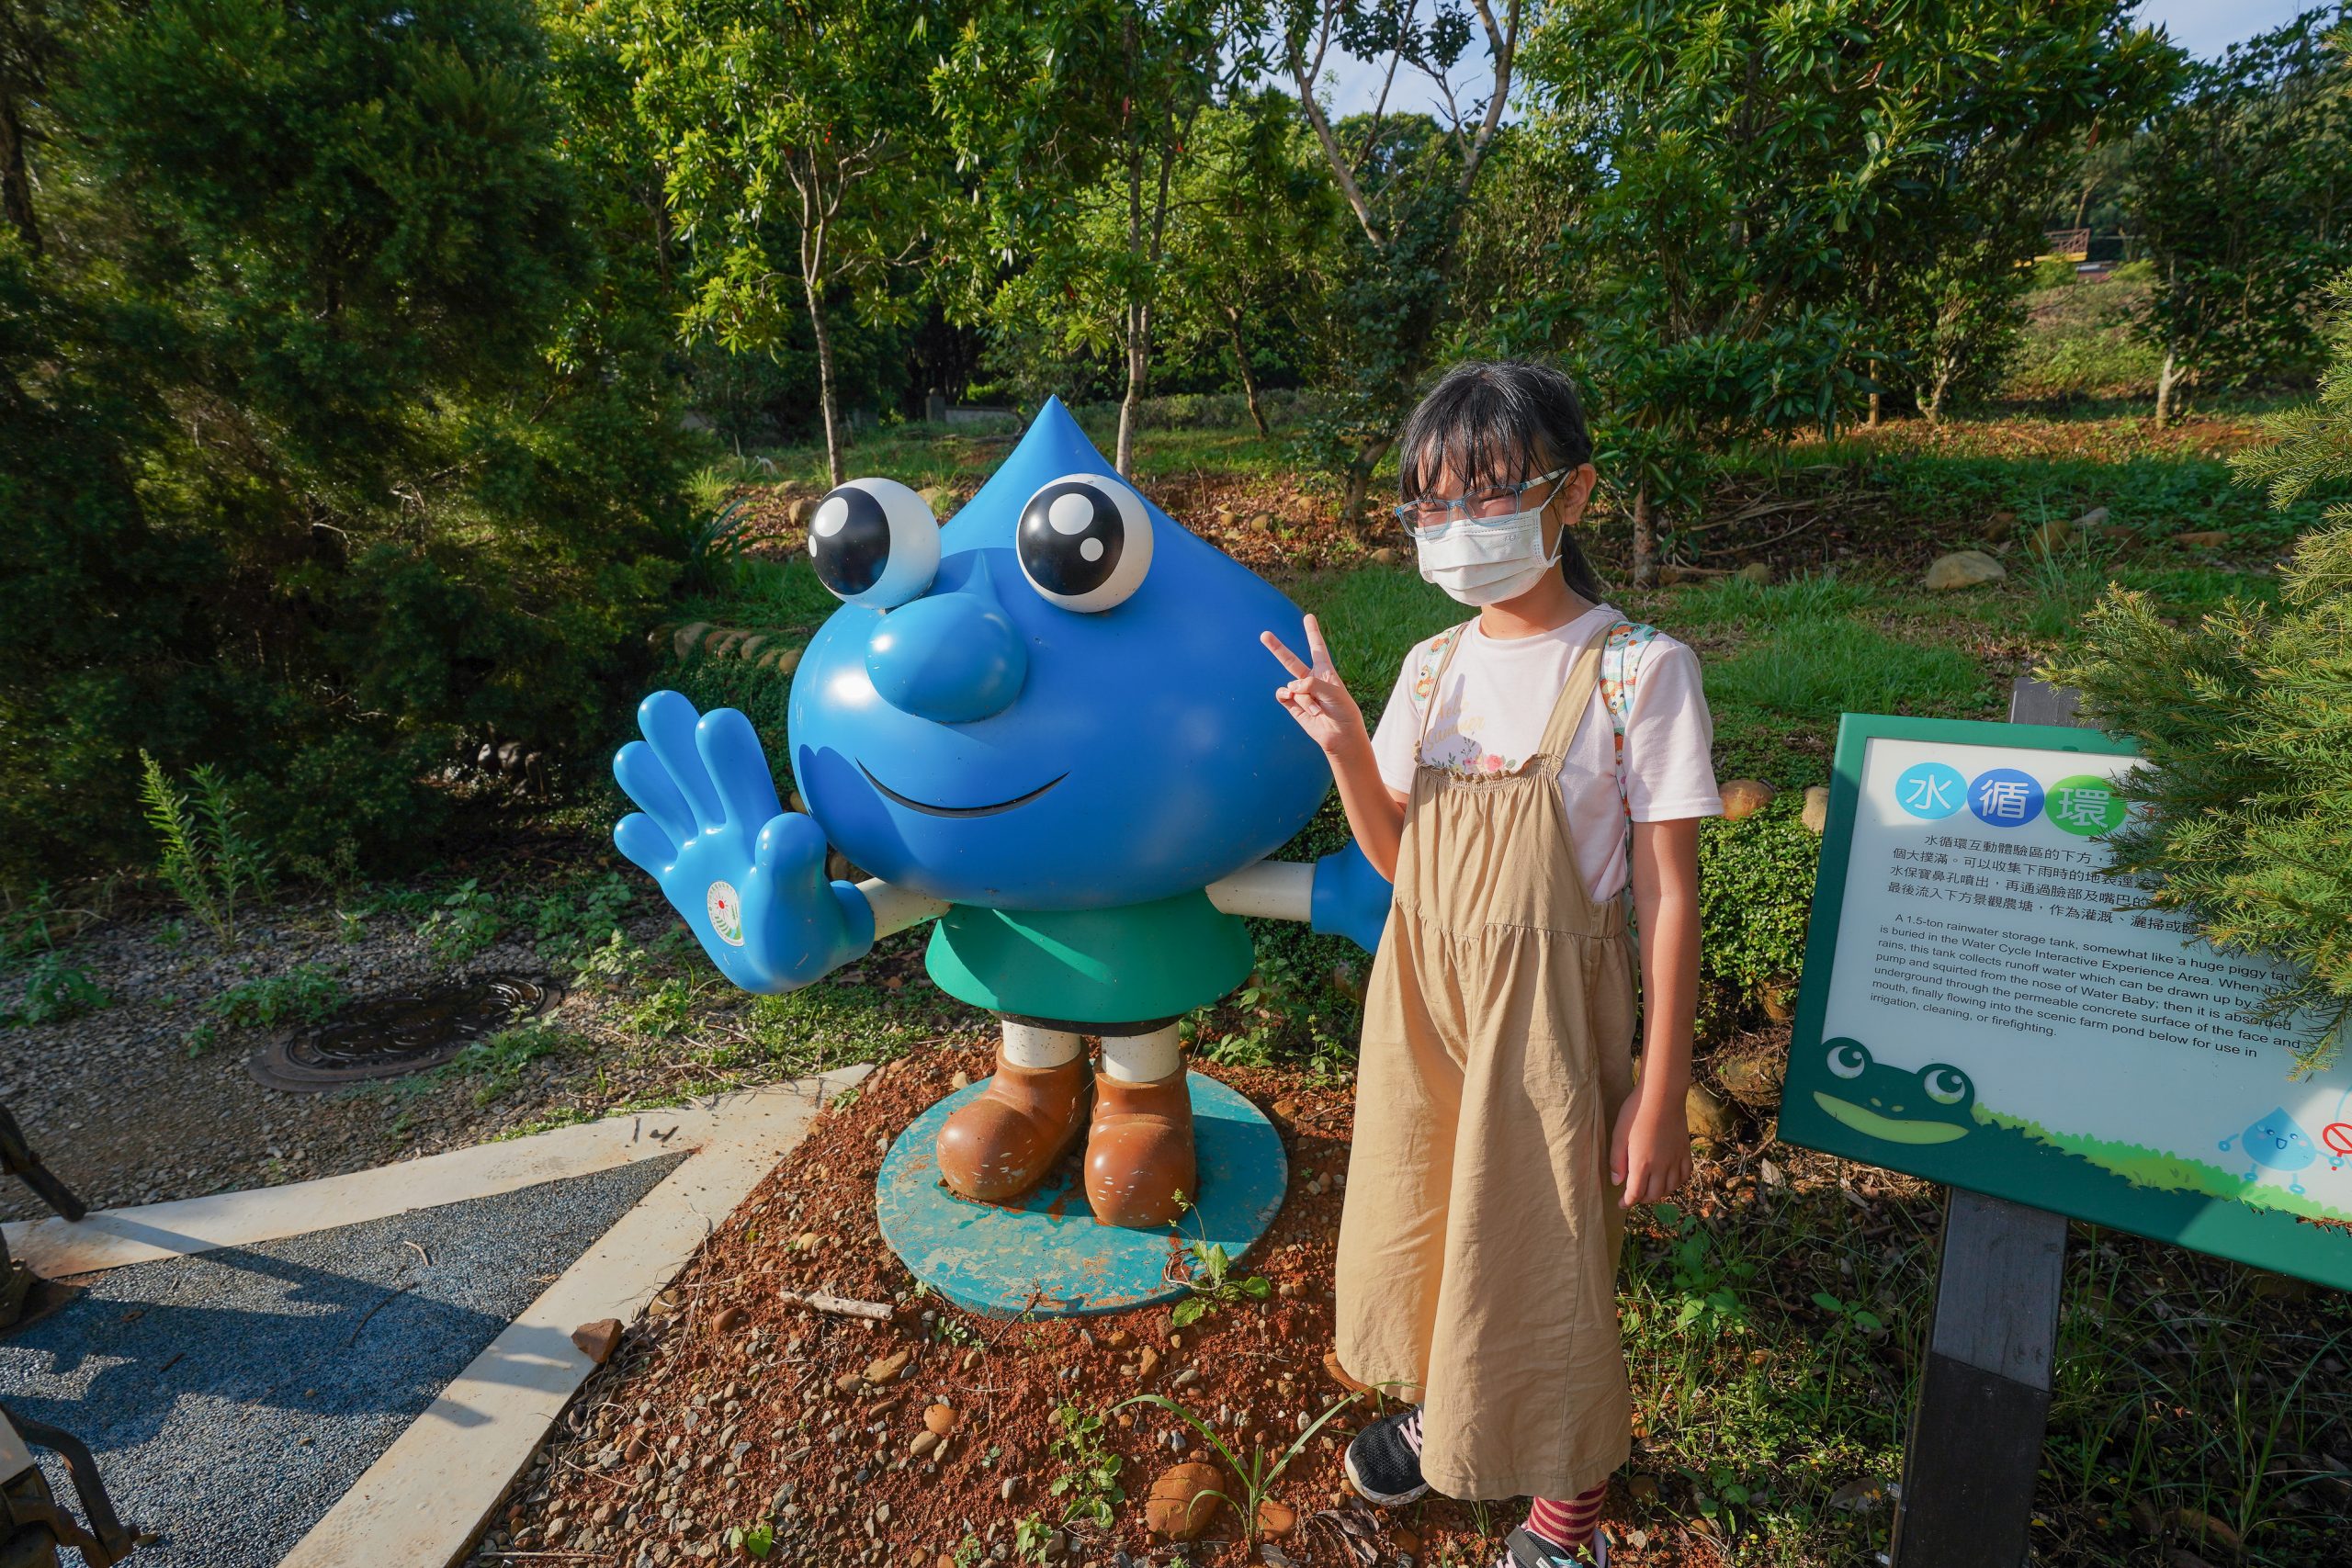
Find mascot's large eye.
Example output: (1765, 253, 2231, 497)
(808, 479, 939, 608)
(1921, 1065, 1971, 1105)
(1015, 474, 1154, 612)
(1826, 1040, 1870, 1080)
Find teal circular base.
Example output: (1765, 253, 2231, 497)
(875, 1071, 1287, 1318)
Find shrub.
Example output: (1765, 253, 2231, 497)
(2047, 270, 2352, 1070)
(0, 0, 696, 892)
(1696, 797, 1823, 1036)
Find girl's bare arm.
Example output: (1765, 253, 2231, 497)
(1261, 615, 1408, 881)
(1616, 816, 1701, 1205)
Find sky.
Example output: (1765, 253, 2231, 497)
(1306, 0, 2335, 124)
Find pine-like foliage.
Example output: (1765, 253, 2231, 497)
(2233, 267, 2352, 527)
(2045, 276, 2352, 1069)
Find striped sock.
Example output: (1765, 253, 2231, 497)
(1526, 1482, 1606, 1552)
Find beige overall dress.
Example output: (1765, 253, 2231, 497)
(1334, 621, 1639, 1502)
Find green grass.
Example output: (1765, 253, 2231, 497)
(1285, 567, 1458, 731)
(2001, 276, 2165, 403)
(674, 551, 841, 634)
(2103, 564, 2283, 618)
(1825, 432, 2324, 549)
(1662, 571, 1884, 631)
(1619, 1179, 2352, 1567)
(734, 938, 955, 1077)
(1705, 616, 1992, 786)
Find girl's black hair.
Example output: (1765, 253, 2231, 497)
(1397, 359, 1605, 602)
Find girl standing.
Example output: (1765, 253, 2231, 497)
(1261, 361, 1721, 1567)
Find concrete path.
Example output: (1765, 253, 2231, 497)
(0, 1070, 865, 1566)
(2, 1156, 684, 1566)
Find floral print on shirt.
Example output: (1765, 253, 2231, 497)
(1407, 619, 1654, 791)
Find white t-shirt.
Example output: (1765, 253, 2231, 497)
(1370, 604, 1724, 902)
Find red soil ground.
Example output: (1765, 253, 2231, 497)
(476, 1043, 1735, 1568)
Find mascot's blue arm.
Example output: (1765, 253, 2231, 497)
(1208, 841, 1393, 955)
(1309, 839, 1395, 955)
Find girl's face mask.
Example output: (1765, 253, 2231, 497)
(1406, 468, 1571, 606)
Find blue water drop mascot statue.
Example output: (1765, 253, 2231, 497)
(610, 398, 1393, 1227)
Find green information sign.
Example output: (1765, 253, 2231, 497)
(1780, 714, 2352, 1290)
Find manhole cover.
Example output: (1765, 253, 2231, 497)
(248, 974, 560, 1092)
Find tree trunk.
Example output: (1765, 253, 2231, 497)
(1116, 299, 1148, 478)
(1342, 433, 1399, 541)
(2154, 351, 2182, 428)
(1866, 389, 1882, 428)
(806, 275, 844, 487)
(1225, 309, 1268, 436)
(0, 84, 36, 255)
(1341, 462, 1374, 540)
(1631, 485, 1658, 588)
(1923, 357, 1953, 426)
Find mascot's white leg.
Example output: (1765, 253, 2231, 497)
(1000, 1020, 1084, 1069)
(1098, 1022, 1182, 1081)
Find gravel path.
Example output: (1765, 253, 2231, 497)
(0, 884, 692, 1224)
(0, 1155, 686, 1566)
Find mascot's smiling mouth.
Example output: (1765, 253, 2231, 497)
(858, 762, 1068, 818)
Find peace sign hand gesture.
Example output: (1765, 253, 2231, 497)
(1260, 614, 1366, 756)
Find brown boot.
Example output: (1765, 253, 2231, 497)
(936, 1052, 1091, 1204)
(1084, 1067, 1196, 1228)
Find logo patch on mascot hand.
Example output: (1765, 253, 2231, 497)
(707, 881, 745, 946)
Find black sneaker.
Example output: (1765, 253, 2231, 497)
(1341, 1404, 1427, 1506)
(1502, 1524, 1606, 1567)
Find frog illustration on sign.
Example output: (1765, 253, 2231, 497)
(2220, 1108, 2344, 1197)
(610, 399, 1390, 1228)
(1810, 1038, 1978, 1145)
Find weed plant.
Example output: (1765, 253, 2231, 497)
(0, 884, 107, 1026)
(1044, 1404, 1125, 1531)
(1110, 1389, 1359, 1544)
(139, 750, 271, 946)
(417, 879, 505, 964)
(206, 964, 345, 1032)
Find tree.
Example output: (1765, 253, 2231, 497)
(0, 1, 61, 252)
(2130, 12, 2352, 424)
(621, 0, 944, 484)
(1862, 28, 2171, 426)
(2045, 273, 2352, 1071)
(935, 0, 1240, 475)
(1882, 250, 2031, 425)
(1272, 0, 1528, 525)
(1442, 122, 1595, 359)
(0, 0, 693, 887)
(1508, 0, 2157, 582)
(1099, 91, 1340, 437)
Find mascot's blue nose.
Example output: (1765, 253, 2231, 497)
(864, 570, 1028, 723)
